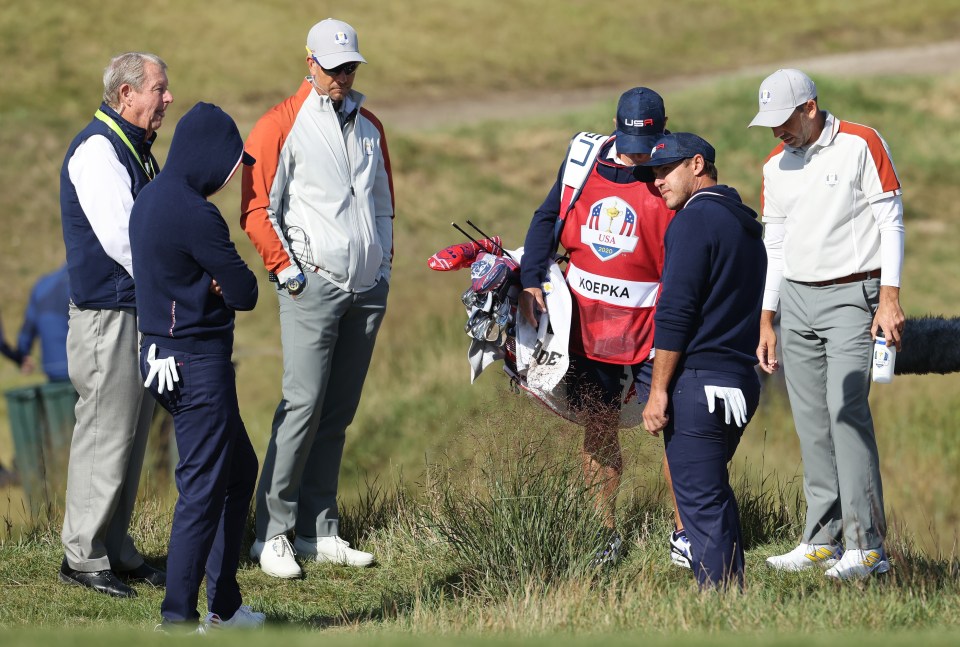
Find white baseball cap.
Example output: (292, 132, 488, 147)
(748, 69, 817, 128)
(306, 18, 366, 68)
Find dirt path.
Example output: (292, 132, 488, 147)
(379, 40, 960, 132)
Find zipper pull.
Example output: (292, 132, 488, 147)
(350, 186, 355, 196)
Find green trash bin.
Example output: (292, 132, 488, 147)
(4, 383, 78, 508)
(39, 381, 78, 488)
(4, 386, 48, 506)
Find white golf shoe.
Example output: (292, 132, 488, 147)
(294, 535, 375, 567)
(204, 605, 266, 629)
(670, 530, 692, 570)
(765, 543, 843, 571)
(252, 534, 302, 578)
(824, 547, 890, 580)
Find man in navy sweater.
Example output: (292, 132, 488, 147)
(641, 133, 767, 589)
(131, 102, 262, 631)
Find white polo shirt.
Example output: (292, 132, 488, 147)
(760, 112, 904, 309)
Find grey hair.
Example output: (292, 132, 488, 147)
(102, 52, 167, 109)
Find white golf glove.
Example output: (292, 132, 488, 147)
(144, 343, 180, 394)
(704, 385, 747, 428)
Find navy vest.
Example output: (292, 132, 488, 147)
(60, 103, 158, 309)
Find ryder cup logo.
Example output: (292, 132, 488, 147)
(760, 89, 772, 105)
(334, 31, 350, 46)
(581, 197, 639, 261)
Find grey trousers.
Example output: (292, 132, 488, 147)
(61, 305, 155, 572)
(254, 275, 388, 541)
(780, 279, 886, 549)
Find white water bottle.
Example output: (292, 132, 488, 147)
(872, 330, 896, 384)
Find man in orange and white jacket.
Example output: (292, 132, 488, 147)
(241, 18, 394, 579)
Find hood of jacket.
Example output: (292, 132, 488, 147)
(162, 102, 247, 197)
(689, 184, 763, 238)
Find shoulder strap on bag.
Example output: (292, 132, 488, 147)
(553, 132, 609, 251)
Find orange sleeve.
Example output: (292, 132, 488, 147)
(360, 107, 395, 214)
(360, 107, 395, 267)
(240, 81, 311, 274)
(838, 121, 901, 193)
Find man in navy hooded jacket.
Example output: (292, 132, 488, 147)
(131, 102, 262, 630)
(641, 133, 767, 590)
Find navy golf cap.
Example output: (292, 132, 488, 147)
(614, 87, 666, 154)
(641, 132, 716, 166)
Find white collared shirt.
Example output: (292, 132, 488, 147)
(760, 111, 904, 309)
(67, 134, 136, 278)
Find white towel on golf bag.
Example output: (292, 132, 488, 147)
(515, 260, 571, 392)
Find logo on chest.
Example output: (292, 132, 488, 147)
(580, 197, 639, 261)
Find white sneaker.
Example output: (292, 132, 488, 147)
(205, 605, 266, 629)
(294, 535, 375, 567)
(670, 530, 692, 570)
(256, 534, 302, 578)
(824, 547, 890, 580)
(766, 543, 843, 571)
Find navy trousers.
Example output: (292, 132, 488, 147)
(663, 367, 760, 590)
(140, 346, 258, 623)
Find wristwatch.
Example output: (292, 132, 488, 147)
(284, 272, 306, 295)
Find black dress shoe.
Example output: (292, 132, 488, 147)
(117, 561, 166, 587)
(59, 557, 137, 598)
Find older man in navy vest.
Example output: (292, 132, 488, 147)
(58, 52, 173, 598)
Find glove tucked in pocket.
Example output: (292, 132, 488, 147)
(144, 343, 180, 394)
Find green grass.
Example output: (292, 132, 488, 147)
(4, 632, 960, 647)
(3, 422, 960, 640)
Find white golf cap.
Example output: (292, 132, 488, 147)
(748, 69, 817, 128)
(306, 18, 366, 68)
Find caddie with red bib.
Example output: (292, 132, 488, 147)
(519, 87, 685, 568)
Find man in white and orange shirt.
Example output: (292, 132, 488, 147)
(750, 69, 905, 580)
(241, 18, 393, 578)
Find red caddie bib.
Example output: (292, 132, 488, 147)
(558, 163, 674, 364)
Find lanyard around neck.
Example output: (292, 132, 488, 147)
(94, 110, 156, 179)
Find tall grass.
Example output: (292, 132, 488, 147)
(5, 410, 960, 637)
(427, 436, 606, 594)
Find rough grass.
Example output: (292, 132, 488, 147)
(4, 414, 960, 642)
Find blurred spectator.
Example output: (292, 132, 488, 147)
(0, 265, 70, 487)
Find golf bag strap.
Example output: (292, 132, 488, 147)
(553, 131, 609, 252)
